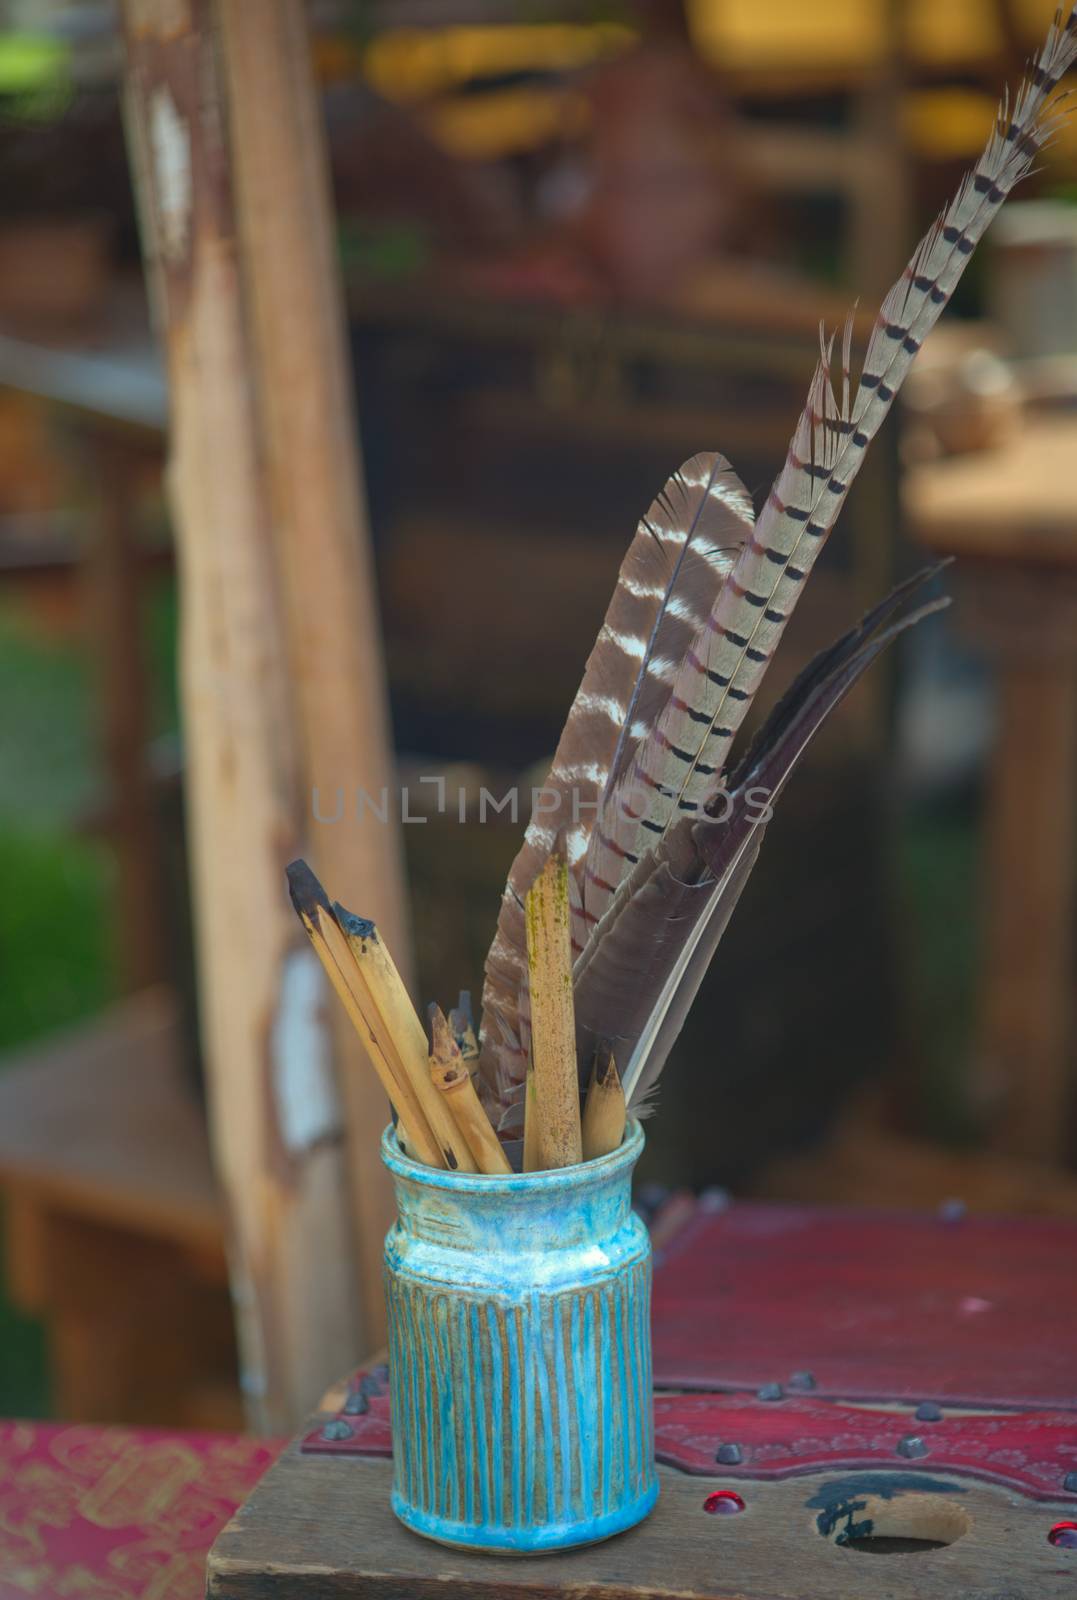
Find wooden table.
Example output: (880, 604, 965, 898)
(905, 415, 1077, 1165)
(206, 1199, 1077, 1599)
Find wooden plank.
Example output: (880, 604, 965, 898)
(206, 1446, 1077, 1599)
(217, 0, 411, 1343)
(120, 1, 362, 1431)
(978, 654, 1077, 1162)
(908, 442, 1077, 1165)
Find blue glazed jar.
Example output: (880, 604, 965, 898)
(381, 1118, 657, 1553)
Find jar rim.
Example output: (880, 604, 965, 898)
(381, 1116, 644, 1193)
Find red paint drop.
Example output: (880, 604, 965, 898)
(1048, 1522, 1077, 1549)
(704, 1490, 745, 1516)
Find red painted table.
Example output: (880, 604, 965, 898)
(228, 1200, 1077, 1598)
(305, 1200, 1077, 1504)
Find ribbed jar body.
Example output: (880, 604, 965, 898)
(381, 1119, 657, 1552)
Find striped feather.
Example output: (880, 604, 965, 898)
(478, 3, 1077, 1122)
(478, 452, 753, 1105)
(617, 8, 1077, 861)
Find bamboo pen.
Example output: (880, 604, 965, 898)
(286, 860, 444, 1167)
(525, 849, 583, 1169)
(335, 904, 477, 1173)
(429, 1005, 512, 1176)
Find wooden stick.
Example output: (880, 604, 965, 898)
(581, 1042, 627, 1161)
(218, 0, 409, 1368)
(335, 905, 477, 1174)
(286, 863, 444, 1169)
(522, 1063, 541, 1173)
(525, 851, 582, 1169)
(430, 1007, 512, 1176)
(123, 4, 364, 1431)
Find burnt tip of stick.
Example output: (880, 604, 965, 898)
(332, 902, 378, 943)
(286, 859, 332, 921)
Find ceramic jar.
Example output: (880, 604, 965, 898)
(381, 1118, 657, 1552)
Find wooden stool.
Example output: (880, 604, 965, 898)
(0, 989, 240, 1428)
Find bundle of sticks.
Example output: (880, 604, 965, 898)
(287, 856, 623, 1175)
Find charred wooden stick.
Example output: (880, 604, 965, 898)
(335, 904, 477, 1174)
(286, 860, 443, 1167)
(525, 850, 582, 1169)
(581, 1042, 626, 1161)
(430, 1006, 512, 1176)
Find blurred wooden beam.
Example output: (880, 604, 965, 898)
(120, 0, 362, 1431)
(908, 421, 1077, 1166)
(217, 0, 411, 1344)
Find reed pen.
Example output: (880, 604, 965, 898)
(581, 1042, 626, 1161)
(335, 904, 477, 1173)
(430, 1005, 512, 1175)
(286, 860, 444, 1168)
(525, 848, 582, 1169)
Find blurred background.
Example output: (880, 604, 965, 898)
(0, 0, 1074, 1434)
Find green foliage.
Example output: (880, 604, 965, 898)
(0, 35, 72, 122)
(0, 600, 125, 1416)
(0, 828, 115, 1055)
(0, 604, 100, 831)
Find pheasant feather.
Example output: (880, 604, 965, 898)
(478, 5, 1077, 1119)
(626, 7, 1077, 850)
(479, 451, 754, 1104)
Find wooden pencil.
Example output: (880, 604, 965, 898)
(430, 1006, 512, 1176)
(334, 903, 477, 1174)
(286, 860, 444, 1168)
(581, 1042, 626, 1161)
(525, 850, 582, 1169)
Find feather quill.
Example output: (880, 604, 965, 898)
(479, 452, 754, 1104)
(478, 4, 1077, 1120)
(616, 7, 1077, 865)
